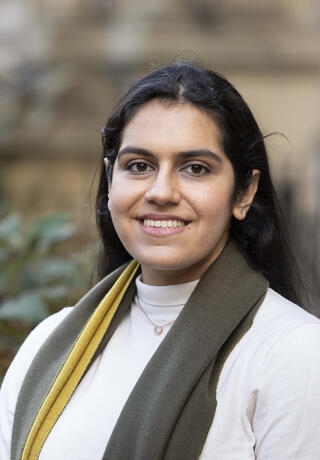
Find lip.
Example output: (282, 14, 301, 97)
(138, 220, 187, 236)
(138, 213, 190, 223)
(136, 214, 190, 237)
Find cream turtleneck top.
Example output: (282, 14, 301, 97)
(1, 277, 320, 459)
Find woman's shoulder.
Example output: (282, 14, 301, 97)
(251, 288, 320, 377)
(0, 307, 73, 456)
(204, 290, 320, 458)
(254, 288, 320, 360)
(1, 307, 73, 405)
(218, 289, 320, 391)
(255, 288, 320, 330)
(248, 291, 320, 456)
(246, 288, 319, 352)
(14, 307, 73, 364)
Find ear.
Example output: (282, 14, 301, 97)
(103, 158, 112, 194)
(232, 169, 260, 220)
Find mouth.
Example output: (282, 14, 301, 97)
(143, 218, 186, 228)
(137, 214, 190, 235)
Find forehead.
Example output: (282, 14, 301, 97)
(120, 99, 224, 153)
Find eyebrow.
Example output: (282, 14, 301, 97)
(117, 146, 222, 163)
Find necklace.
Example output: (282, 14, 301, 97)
(135, 296, 175, 335)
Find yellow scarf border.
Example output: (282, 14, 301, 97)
(22, 260, 139, 460)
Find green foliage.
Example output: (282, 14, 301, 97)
(0, 212, 95, 381)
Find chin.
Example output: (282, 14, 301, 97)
(138, 254, 204, 273)
(140, 259, 185, 271)
(133, 252, 186, 271)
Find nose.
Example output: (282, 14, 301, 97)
(144, 171, 180, 206)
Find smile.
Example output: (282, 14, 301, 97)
(143, 219, 186, 228)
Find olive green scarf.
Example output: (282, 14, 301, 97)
(11, 240, 268, 460)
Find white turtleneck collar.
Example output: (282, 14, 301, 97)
(135, 274, 199, 307)
(134, 274, 200, 326)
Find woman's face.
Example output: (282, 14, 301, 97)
(108, 100, 244, 285)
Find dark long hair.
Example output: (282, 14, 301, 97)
(96, 61, 305, 305)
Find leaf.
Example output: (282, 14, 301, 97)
(25, 213, 77, 251)
(19, 258, 80, 287)
(0, 215, 21, 248)
(0, 293, 50, 323)
(36, 285, 69, 300)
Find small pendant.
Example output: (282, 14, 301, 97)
(154, 325, 163, 335)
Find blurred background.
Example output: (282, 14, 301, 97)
(1, 0, 320, 378)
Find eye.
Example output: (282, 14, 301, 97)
(182, 163, 210, 176)
(127, 161, 153, 173)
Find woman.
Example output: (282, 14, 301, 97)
(1, 61, 320, 459)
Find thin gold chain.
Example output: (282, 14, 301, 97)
(135, 296, 175, 335)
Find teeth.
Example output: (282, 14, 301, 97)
(143, 219, 186, 228)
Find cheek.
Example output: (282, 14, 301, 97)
(108, 187, 122, 214)
(108, 179, 130, 213)
(192, 185, 234, 218)
(108, 178, 144, 221)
